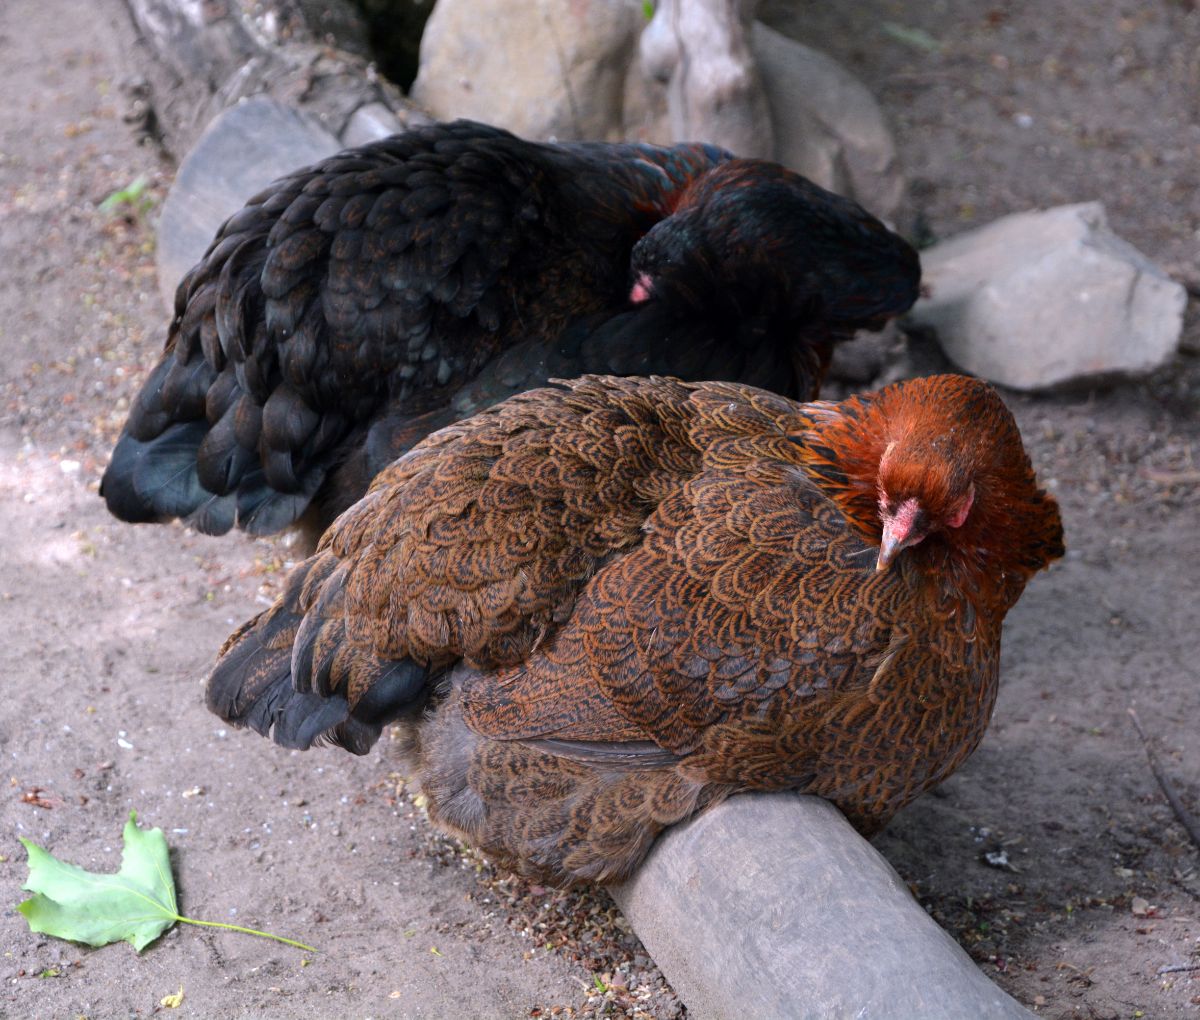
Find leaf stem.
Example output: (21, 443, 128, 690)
(177, 915, 316, 952)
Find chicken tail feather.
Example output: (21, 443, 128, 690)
(101, 420, 222, 526)
(207, 553, 433, 754)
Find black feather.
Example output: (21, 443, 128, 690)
(196, 401, 254, 494)
(185, 492, 238, 536)
(129, 420, 211, 518)
(100, 433, 165, 523)
(122, 358, 175, 440)
(235, 466, 326, 536)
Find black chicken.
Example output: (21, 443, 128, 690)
(101, 120, 920, 547)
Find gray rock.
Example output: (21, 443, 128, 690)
(611, 793, 1032, 1020)
(1178, 294, 1200, 354)
(826, 324, 902, 387)
(156, 97, 342, 310)
(410, 0, 641, 141)
(620, 46, 670, 144)
(874, 324, 958, 388)
(751, 22, 904, 220)
(909, 203, 1187, 390)
(126, 0, 418, 160)
(341, 101, 409, 148)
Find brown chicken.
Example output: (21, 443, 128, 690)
(207, 373, 1063, 884)
(100, 120, 919, 547)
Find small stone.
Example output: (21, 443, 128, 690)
(826, 325, 902, 386)
(341, 103, 407, 148)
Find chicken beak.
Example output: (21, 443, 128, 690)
(876, 499, 925, 572)
(876, 526, 905, 572)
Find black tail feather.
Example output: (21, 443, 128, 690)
(132, 420, 212, 516)
(235, 465, 327, 536)
(185, 492, 238, 536)
(100, 431, 169, 524)
(206, 554, 433, 754)
(195, 398, 257, 494)
(102, 412, 330, 536)
(101, 420, 212, 524)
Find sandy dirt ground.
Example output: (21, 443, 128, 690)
(1, 1, 1198, 1018)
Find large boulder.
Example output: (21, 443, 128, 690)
(410, 0, 641, 141)
(123, 0, 417, 159)
(410, 0, 904, 220)
(909, 203, 1186, 390)
(751, 22, 904, 221)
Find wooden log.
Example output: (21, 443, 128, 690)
(610, 793, 1032, 1020)
(120, 0, 420, 158)
(638, 0, 774, 159)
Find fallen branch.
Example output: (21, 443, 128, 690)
(1128, 707, 1200, 852)
(1157, 962, 1200, 976)
(1141, 468, 1200, 486)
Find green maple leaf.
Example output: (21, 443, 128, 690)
(18, 811, 313, 954)
(19, 811, 177, 951)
